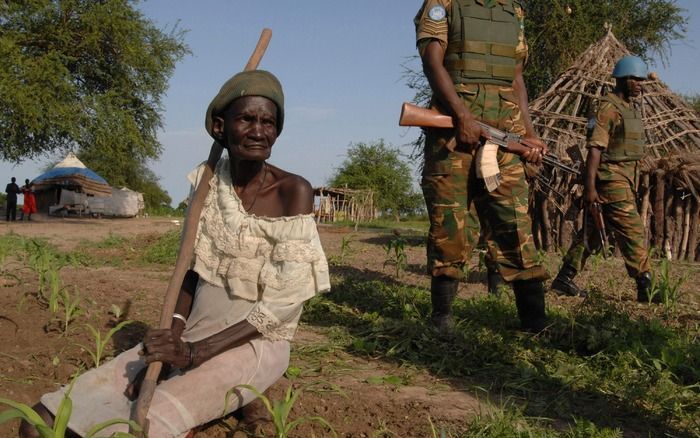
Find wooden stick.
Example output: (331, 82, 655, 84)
(653, 170, 665, 250)
(680, 197, 691, 260)
(130, 28, 272, 436)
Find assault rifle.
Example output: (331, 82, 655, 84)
(587, 201, 610, 259)
(398, 102, 581, 176)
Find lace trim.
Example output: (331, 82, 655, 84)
(191, 158, 330, 303)
(272, 241, 321, 262)
(247, 304, 298, 341)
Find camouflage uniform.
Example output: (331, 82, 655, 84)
(562, 93, 651, 277)
(415, 0, 548, 283)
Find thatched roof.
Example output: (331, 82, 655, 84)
(527, 29, 700, 261)
(531, 29, 700, 184)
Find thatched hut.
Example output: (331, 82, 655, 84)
(314, 187, 375, 224)
(529, 29, 700, 261)
(31, 153, 112, 215)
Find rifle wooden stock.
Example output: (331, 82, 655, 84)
(130, 28, 273, 436)
(399, 102, 453, 129)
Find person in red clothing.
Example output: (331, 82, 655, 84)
(21, 179, 37, 221)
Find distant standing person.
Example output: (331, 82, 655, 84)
(551, 55, 654, 302)
(5, 177, 20, 221)
(21, 179, 37, 221)
(414, 0, 550, 334)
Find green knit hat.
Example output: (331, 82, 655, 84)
(205, 70, 284, 138)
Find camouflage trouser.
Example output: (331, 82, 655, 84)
(421, 84, 548, 282)
(563, 180, 651, 278)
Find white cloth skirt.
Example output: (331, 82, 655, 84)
(41, 338, 290, 437)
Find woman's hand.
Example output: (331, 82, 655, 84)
(141, 328, 191, 369)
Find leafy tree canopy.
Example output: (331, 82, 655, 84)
(0, 0, 189, 165)
(329, 140, 424, 220)
(524, 0, 688, 97)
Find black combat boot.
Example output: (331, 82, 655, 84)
(487, 267, 506, 297)
(430, 275, 458, 336)
(636, 272, 659, 303)
(513, 279, 548, 333)
(551, 263, 587, 297)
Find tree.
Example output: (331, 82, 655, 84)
(0, 0, 188, 167)
(523, 0, 687, 97)
(330, 140, 423, 221)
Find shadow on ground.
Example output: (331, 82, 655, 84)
(302, 263, 697, 437)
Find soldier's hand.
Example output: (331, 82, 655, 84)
(455, 111, 483, 150)
(521, 136, 547, 165)
(584, 187, 604, 205)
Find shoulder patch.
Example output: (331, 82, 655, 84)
(428, 5, 447, 21)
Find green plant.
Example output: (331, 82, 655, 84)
(56, 288, 84, 335)
(95, 233, 127, 249)
(564, 417, 622, 437)
(224, 384, 337, 438)
(109, 304, 124, 321)
(0, 235, 24, 286)
(534, 248, 548, 269)
(428, 415, 450, 438)
(588, 249, 605, 277)
(328, 233, 355, 265)
(649, 259, 687, 307)
(77, 320, 134, 368)
(383, 236, 408, 278)
(25, 239, 56, 304)
(47, 268, 63, 316)
(0, 379, 141, 437)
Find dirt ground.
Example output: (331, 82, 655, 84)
(0, 215, 698, 437)
(0, 215, 488, 437)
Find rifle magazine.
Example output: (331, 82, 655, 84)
(484, 174, 502, 192)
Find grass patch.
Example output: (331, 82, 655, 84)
(138, 228, 181, 265)
(302, 275, 700, 436)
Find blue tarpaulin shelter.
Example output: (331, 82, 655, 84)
(31, 153, 111, 197)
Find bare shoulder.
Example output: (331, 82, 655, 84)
(267, 164, 314, 215)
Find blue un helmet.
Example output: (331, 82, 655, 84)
(612, 55, 648, 80)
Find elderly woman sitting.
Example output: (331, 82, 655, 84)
(20, 70, 330, 438)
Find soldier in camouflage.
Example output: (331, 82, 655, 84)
(551, 55, 654, 302)
(415, 0, 550, 334)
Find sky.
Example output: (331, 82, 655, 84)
(2, 0, 699, 206)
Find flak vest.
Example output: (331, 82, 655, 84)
(444, 0, 521, 86)
(599, 95, 646, 163)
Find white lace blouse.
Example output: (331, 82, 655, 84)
(185, 158, 330, 341)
